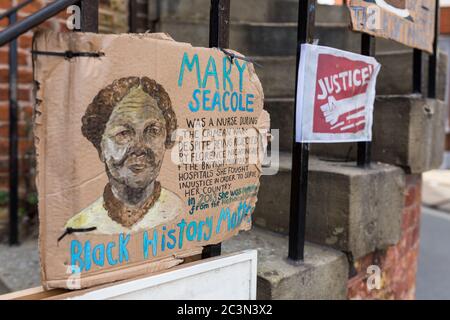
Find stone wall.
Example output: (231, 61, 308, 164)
(99, 0, 129, 33)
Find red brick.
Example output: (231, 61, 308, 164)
(17, 51, 29, 66)
(0, 68, 9, 83)
(383, 247, 398, 268)
(0, 104, 7, 121)
(0, 1, 12, 9)
(17, 1, 42, 14)
(404, 185, 416, 207)
(0, 138, 8, 155)
(1, 125, 10, 139)
(20, 106, 34, 121)
(415, 181, 422, 204)
(405, 229, 415, 250)
(19, 139, 33, 156)
(442, 7, 450, 35)
(18, 34, 33, 49)
(0, 18, 9, 28)
(410, 204, 421, 228)
(0, 50, 29, 66)
(18, 69, 33, 83)
(1, 138, 33, 156)
(0, 50, 7, 65)
(0, 123, 29, 139)
(401, 207, 412, 231)
(411, 223, 421, 246)
(0, 88, 31, 102)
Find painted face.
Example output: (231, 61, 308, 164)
(101, 87, 167, 189)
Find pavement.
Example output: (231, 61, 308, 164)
(0, 279, 9, 295)
(416, 169, 450, 299)
(416, 207, 450, 300)
(422, 170, 450, 213)
(0, 239, 41, 294)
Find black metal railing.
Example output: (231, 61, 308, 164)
(202, 0, 230, 259)
(428, 0, 440, 99)
(288, 0, 315, 262)
(288, 0, 441, 262)
(0, 0, 98, 245)
(0, 0, 81, 46)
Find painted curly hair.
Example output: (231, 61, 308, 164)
(81, 77, 177, 153)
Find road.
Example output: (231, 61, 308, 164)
(416, 207, 450, 300)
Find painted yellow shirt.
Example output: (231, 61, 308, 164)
(65, 188, 183, 234)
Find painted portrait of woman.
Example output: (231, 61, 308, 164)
(63, 77, 183, 235)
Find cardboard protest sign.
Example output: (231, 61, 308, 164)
(296, 44, 381, 143)
(347, 0, 436, 53)
(33, 31, 269, 289)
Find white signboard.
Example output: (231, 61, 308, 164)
(296, 44, 381, 143)
(66, 250, 257, 300)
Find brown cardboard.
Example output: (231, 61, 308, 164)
(347, 0, 436, 53)
(33, 31, 268, 289)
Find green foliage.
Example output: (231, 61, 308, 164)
(0, 191, 8, 206)
(26, 193, 38, 206)
(19, 207, 26, 218)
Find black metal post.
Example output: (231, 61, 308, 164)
(413, 49, 422, 94)
(356, 33, 375, 168)
(288, 0, 316, 262)
(78, 0, 99, 33)
(428, 0, 440, 99)
(8, 12, 19, 246)
(129, 0, 138, 33)
(209, 0, 230, 49)
(202, 0, 230, 259)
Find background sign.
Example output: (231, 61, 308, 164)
(34, 31, 268, 289)
(296, 44, 380, 143)
(347, 0, 436, 53)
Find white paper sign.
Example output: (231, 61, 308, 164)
(296, 44, 381, 143)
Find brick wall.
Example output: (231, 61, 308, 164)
(0, 1, 68, 198)
(0, 1, 135, 219)
(347, 175, 422, 300)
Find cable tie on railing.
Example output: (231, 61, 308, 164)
(57, 227, 97, 243)
(218, 48, 263, 68)
(31, 50, 105, 60)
